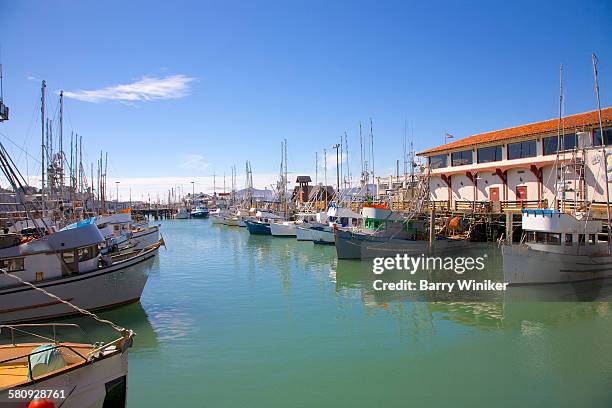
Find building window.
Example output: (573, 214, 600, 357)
(0, 257, 25, 272)
(565, 234, 573, 246)
(477, 146, 502, 163)
(547, 233, 561, 245)
(589, 234, 596, 244)
(507, 140, 537, 160)
(594, 127, 612, 146)
(429, 154, 448, 169)
(451, 150, 473, 166)
(542, 133, 577, 155)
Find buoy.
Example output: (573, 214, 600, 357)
(28, 399, 55, 408)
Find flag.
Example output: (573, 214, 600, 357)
(446, 133, 454, 139)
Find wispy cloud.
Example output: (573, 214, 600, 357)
(179, 154, 210, 172)
(63, 74, 195, 103)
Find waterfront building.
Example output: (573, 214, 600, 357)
(417, 108, 612, 214)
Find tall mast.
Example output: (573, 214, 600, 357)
(557, 64, 564, 210)
(79, 135, 83, 193)
(40, 80, 46, 214)
(592, 53, 612, 252)
(344, 131, 350, 189)
(370, 118, 375, 193)
(59, 91, 64, 192)
(315, 151, 318, 185)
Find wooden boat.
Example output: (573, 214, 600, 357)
(0, 323, 134, 407)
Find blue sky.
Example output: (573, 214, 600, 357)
(1, 0, 611, 200)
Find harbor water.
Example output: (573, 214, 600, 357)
(67, 219, 612, 407)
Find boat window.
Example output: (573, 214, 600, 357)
(477, 145, 502, 163)
(429, 154, 448, 169)
(78, 245, 100, 262)
(507, 140, 537, 160)
(547, 233, 561, 245)
(565, 234, 573, 246)
(451, 150, 473, 166)
(526, 231, 536, 242)
(578, 234, 586, 246)
(0, 257, 25, 272)
(535, 232, 546, 243)
(589, 234, 596, 244)
(62, 251, 78, 274)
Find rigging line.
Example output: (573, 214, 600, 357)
(0, 131, 43, 164)
(0, 269, 127, 334)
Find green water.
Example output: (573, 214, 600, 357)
(71, 219, 612, 407)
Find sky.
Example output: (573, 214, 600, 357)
(0, 0, 611, 202)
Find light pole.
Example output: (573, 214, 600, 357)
(332, 144, 340, 196)
(191, 181, 195, 209)
(115, 181, 120, 212)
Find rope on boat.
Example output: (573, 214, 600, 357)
(0, 268, 128, 334)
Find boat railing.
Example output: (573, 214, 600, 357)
(0, 342, 89, 383)
(0, 323, 92, 346)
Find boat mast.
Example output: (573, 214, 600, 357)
(592, 53, 612, 251)
(59, 91, 64, 194)
(40, 80, 46, 216)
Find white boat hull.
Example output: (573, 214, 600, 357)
(0, 245, 159, 324)
(270, 222, 296, 237)
(226, 218, 239, 226)
(0, 348, 129, 408)
(502, 244, 612, 285)
(296, 226, 313, 241)
(311, 227, 334, 244)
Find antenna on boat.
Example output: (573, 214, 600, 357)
(592, 53, 612, 252)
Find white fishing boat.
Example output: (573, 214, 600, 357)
(0, 323, 134, 407)
(0, 223, 162, 324)
(225, 215, 240, 226)
(210, 209, 226, 224)
(174, 208, 190, 219)
(502, 209, 612, 285)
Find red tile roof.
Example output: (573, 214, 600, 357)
(418, 107, 612, 156)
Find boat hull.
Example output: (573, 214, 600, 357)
(270, 222, 296, 237)
(245, 220, 271, 235)
(191, 212, 209, 218)
(0, 245, 159, 324)
(296, 226, 313, 241)
(502, 244, 612, 285)
(0, 348, 129, 408)
(311, 227, 335, 245)
(226, 218, 239, 227)
(131, 225, 160, 250)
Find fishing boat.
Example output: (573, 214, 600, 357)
(311, 206, 361, 245)
(502, 209, 612, 285)
(190, 206, 209, 218)
(245, 211, 284, 235)
(224, 215, 240, 226)
(270, 213, 317, 237)
(174, 208, 190, 219)
(0, 323, 134, 407)
(0, 223, 162, 324)
(210, 209, 226, 224)
(334, 205, 429, 259)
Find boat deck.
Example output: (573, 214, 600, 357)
(0, 362, 28, 388)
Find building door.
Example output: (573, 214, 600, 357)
(516, 186, 527, 201)
(489, 187, 500, 202)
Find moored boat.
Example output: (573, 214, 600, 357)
(190, 206, 210, 218)
(0, 223, 162, 324)
(502, 209, 612, 285)
(0, 323, 134, 407)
